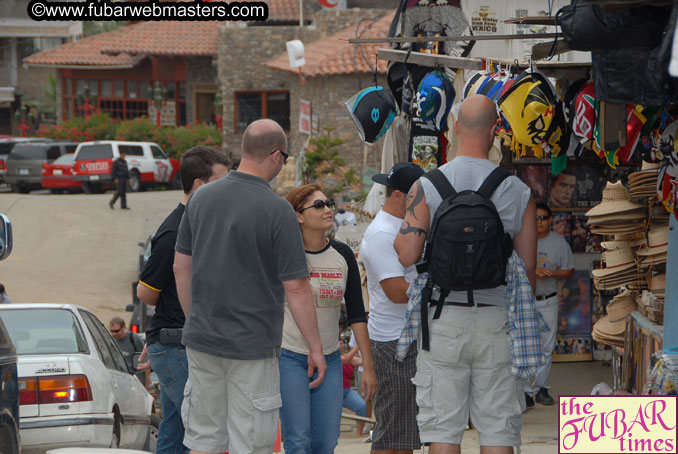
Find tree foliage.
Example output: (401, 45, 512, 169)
(303, 126, 359, 198)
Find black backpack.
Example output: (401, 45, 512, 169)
(418, 167, 514, 350)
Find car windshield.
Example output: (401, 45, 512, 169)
(53, 153, 75, 165)
(0, 309, 89, 355)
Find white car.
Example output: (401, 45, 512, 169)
(0, 304, 158, 454)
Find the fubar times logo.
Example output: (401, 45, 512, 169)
(559, 396, 677, 453)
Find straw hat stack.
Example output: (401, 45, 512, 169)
(636, 273, 665, 324)
(592, 291, 637, 347)
(628, 162, 661, 198)
(592, 247, 646, 290)
(636, 226, 669, 269)
(585, 182, 646, 236)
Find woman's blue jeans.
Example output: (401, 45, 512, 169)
(278, 348, 342, 454)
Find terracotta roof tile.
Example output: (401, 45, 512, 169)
(266, 10, 394, 78)
(23, 26, 145, 67)
(101, 21, 220, 57)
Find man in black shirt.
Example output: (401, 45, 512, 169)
(110, 150, 130, 210)
(136, 146, 230, 454)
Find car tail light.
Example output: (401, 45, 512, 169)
(38, 375, 92, 404)
(0, 160, 5, 171)
(19, 377, 37, 405)
(19, 375, 92, 405)
(130, 324, 139, 333)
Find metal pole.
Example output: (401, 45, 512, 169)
(299, 0, 303, 27)
(663, 215, 678, 354)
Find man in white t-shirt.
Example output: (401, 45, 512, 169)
(360, 162, 424, 454)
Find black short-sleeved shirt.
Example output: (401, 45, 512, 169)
(140, 203, 186, 345)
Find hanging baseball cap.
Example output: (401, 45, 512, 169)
(372, 162, 425, 193)
(345, 86, 398, 143)
(416, 70, 455, 131)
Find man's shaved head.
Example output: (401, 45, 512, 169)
(456, 94, 498, 134)
(241, 119, 287, 161)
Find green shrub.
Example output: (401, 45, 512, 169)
(39, 114, 222, 158)
(38, 112, 118, 142)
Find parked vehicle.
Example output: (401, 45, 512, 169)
(72, 141, 180, 194)
(40, 154, 82, 194)
(0, 138, 53, 185)
(0, 304, 157, 454)
(6, 142, 77, 193)
(0, 316, 19, 454)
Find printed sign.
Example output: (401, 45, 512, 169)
(300, 99, 311, 135)
(559, 396, 677, 453)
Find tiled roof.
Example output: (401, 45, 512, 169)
(258, 0, 303, 23)
(25, 0, 306, 66)
(266, 10, 394, 78)
(101, 21, 220, 57)
(23, 26, 145, 67)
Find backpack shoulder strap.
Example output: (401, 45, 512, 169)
(423, 168, 457, 200)
(477, 167, 512, 200)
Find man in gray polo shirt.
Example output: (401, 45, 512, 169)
(174, 119, 326, 454)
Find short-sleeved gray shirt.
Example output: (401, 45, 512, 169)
(536, 231, 575, 297)
(420, 156, 532, 306)
(175, 170, 308, 360)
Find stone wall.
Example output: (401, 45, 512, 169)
(218, 8, 390, 167)
(283, 71, 386, 179)
(185, 56, 218, 124)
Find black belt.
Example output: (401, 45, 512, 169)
(430, 301, 494, 308)
(158, 327, 183, 345)
(536, 292, 557, 301)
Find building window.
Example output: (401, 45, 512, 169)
(234, 91, 290, 134)
(62, 77, 186, 125)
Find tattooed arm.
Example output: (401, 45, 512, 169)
(394, 180, 430, 267)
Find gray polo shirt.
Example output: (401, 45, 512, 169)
(175, 170, 308, 360)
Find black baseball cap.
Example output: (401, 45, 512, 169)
(372, 162, 424, 193)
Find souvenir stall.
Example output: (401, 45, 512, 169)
(340, 0, 678, 394)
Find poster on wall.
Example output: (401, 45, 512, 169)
(517, 165, 548, 204)
(575, 163, 607, 209)
(551, 212, 572, 244)
(570, 212, 589, 253)
(548, 167, 577, 210)
(553, 270, 593, 362)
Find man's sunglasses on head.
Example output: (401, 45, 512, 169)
(298, 198, 336, 213)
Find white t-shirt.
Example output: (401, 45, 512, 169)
(360, 210, 418, 342)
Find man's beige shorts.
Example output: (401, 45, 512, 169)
(414, 305, 523, 447)
(182, 347, 282, 453)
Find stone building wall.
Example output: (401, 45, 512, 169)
(218, 7, 390, 169)
(185, 56, 218, 125)
(283, 72, 387, 178)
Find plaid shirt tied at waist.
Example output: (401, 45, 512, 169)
(395, 251, 549, 379)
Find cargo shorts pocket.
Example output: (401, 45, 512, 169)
(411, 372, 436, 428)
(251, 391, 282, 448)
(428, 323, 464, 364)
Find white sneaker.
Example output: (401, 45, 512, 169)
(363, 430, 373, 443)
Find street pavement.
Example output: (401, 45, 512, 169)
(331, 361, 612, 454)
